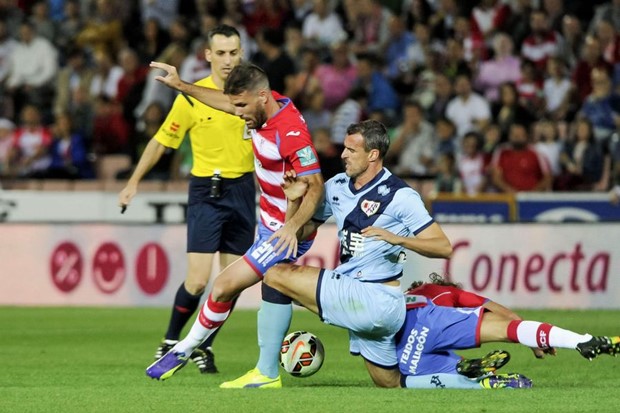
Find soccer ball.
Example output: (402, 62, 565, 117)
(280, 331, 325, 377)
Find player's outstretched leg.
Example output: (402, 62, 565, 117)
(456, 350, 511, 379)
(146, 350, 189, 380)
(576, 336, 620, 360)
(479, 373, 532, 389)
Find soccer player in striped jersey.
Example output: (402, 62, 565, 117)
(119, 25, 254, 374)
(145, 61, 324, 387)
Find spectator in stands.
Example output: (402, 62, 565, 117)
(543, 56, 574, 121)
(135, 18, 170, 64)
(542, 0, 566, 33)
(242, 0, 292, 38)
(251, 28, 296, 95)
(347, 0, 392, 54)
(433, 152, 462, 195)
(44, 112, 94, 179)
(476, 32, 522, 103)
(493, 81, 535, 140)
(90, 47, 123, 102)
(91, 96, 130, 156)
(354, 52, 400, 125)
(580, 68, 620, 142)
(315, 41, 358, 111)
(330, 86, 368, 148)
(441, 38, 471, 82)
(0, 19, 17, 118)
(588, 0, 620, 34)
(312, 127, 343, 181)
(521, 8, 562, 74)
(557, 118, 609, 191)
(9, 104, 52, 178)
(53, 46, 95, 136)
(302, 89, 331, 132)
(287, 45, 322, 111)
(301, 0, 347, 47)
(595, 18, 620, 67)
(560, 13, 584, 68)
(6, 21, 58, 121)
(482, 123, 502, 156)
(139, 0, 179, 31)
(425, 72, 453, 123)
(133, 42, 188, 120)
(491, 122, 552, 193)
(427, 0, 459, 42)
(55, 0, 83, 59)
(29, 1, 56, 43)
(515, 59, 544, 117)
(533, 119, 563, 180)
(180, 37, 211, 85)
(572, 35, 612, 104)
(457, 131, 488, 196)
(118, 102, 173, 181)
(388, 99, 435, 177)
(434, 116, 457, 157)
(384, 15, 416, 83)
(0, 118, 15, 178)
(470, 0, 512, 42)
(446, 73, 491, 139)
(75, 0, 124, 56)
(453, 14, 486, 65)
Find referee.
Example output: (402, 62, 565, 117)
(118, 25, 254, 374)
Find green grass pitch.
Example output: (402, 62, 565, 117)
(1, 307, 618, 413)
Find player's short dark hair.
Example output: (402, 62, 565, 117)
(207, 24, 241, 45)
(223, 61, 269, 95)
(346, 120, 390, 159)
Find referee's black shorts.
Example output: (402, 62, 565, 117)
(186, 173, 256, 255)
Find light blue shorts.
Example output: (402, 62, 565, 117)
(317, 269, 406, 368)
(243, 222, 314, 276)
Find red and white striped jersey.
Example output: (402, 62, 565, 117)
(252, 91, 321, 229)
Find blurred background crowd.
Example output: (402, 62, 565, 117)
(1, 0, 620, 196)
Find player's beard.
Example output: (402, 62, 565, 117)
(254, 104, 268, 129)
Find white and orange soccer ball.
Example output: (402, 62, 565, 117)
(280, 331, 325, 377)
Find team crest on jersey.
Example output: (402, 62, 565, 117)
(361, 200, 380, 216)
(296, 146, 318, 167)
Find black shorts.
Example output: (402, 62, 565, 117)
(186, 173, 256, 254)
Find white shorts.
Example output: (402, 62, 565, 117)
(317, 269, 406, 368)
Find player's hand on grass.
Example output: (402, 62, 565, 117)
(268, 223, 299, 259)
(532, 347, 557, 358)
(281, 170, 308, 201)
(150, 61, 183, 90)
(361, 226, 399, 245)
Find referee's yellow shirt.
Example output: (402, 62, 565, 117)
(154, 76, 254, 178)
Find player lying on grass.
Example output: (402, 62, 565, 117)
(395, 273, 620, 389)
(264, 174, 620, 389)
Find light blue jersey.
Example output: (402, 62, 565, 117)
(315, 168, 434, 282)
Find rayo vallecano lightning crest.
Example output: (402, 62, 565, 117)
(361, 199, 380, 216)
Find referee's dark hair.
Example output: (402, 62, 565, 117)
(207, 24, 241, 45)
(223, 62, 269, 95)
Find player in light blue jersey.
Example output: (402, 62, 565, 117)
(264, 120, 453, 387)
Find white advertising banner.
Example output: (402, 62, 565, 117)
(403, 224, 620, 309)
(0, 223, 618, 308)
(0, 191, 189, 223)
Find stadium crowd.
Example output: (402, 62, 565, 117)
(1, 0, 620, 197)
